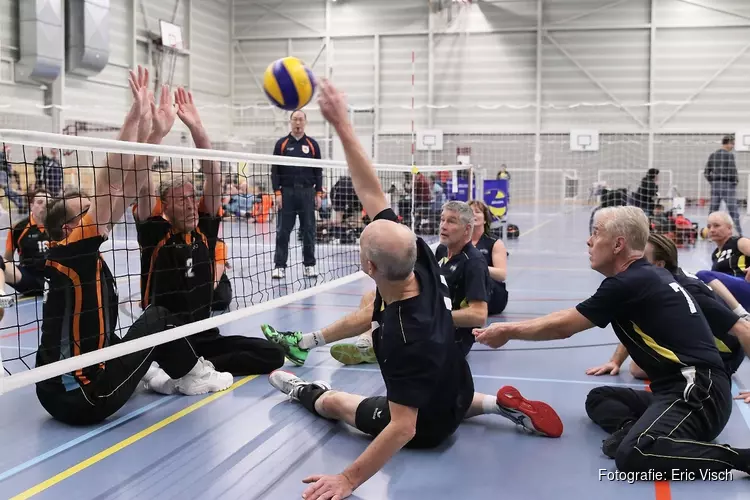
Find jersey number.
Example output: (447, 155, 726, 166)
(716, 249, 732, 263)
(37, 241, 48, 253)
(670, 282, 697, 313)
(185, 258, 195, 278)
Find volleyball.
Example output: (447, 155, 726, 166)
(263, 57, 316, 111)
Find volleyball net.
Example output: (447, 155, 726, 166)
(0, 129, 469, 392)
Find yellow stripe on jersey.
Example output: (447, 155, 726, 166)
(715, 337, 732, 353)
(631, 322, 684, 364)
(739, 254, 746, 272)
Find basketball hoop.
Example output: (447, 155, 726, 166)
(157, 20, 184, 89)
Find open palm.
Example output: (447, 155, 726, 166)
(152, 84, 177, 139)
(175, 87, 203, 130)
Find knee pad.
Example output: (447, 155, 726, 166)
(585, 386, 613, 417)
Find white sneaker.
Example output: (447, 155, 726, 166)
(268, 370, 330, 401)
(272, 267, 286, 279)
(143, 366, 178, 395)
(175, 357, 234, 396)
(304, 266, 317, 278)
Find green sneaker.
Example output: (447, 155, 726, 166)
(330, 341, 378, 365)
(261, 324, 309, 366)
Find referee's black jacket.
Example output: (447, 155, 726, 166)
(271, 134, 323, 194)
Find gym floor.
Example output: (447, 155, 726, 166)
(1, 204, 749, 499)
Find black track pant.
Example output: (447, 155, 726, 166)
(190, 328, 284, 376)
(585, 368, 747, 475)
(37, 306, 198, 426)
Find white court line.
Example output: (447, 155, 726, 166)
(0, 346, 36, 352)
(310, 365, 644, 388)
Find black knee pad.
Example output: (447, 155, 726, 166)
(585, 386, 613, 417)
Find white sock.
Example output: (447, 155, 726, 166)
(482, 395, 501, 415)
(734, 305, 749, 317)
(299, 331, 326, 350)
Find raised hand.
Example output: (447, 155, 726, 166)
(317, 79, 349, 130)
(174, 87, 203, 132)
(127, 66, 153, 142)
(151, 84, 177, 140)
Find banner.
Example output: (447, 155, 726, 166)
(483, 179, 509, 218)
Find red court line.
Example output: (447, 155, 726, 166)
(644, 379, 672, 500)
(0, 325, 38, 340)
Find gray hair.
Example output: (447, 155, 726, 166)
(442, 200, 475, 228)
(595, 205, 650, 252)
(366, 232, 418, 281)
(159, 175, 192, 201)
(709, 211, 734, 229)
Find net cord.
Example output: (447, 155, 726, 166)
(0, 129, 470, 174)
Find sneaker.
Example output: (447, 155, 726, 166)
(0, 294, 16, 308)
(495, 386, 564, 438)
(269, 369, 331, 401)
(330, 336, 378, 365)
(143, 365, 177, 395)
(261, 324, 309, 366)
(602, 420, 634, 459)
(272, 267, 286, 279)
(304, 266, 318, 278)
(174, 357, 234, 396)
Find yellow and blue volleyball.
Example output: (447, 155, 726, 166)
(263, 57, 316, 111)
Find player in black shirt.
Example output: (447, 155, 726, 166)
(136, 87, 283, 379)
(434, 200, 492, 355)
(587, 233, 750, 382)
(2, 189, 52, 296)
(267, 80, 563, 500)
(468, 199, 508, 315)
(695, 211, 750, 314)
(474, 205, 750, 476)
(35, 69, 232, 425)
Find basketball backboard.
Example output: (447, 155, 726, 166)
(159, 20, 184, 50)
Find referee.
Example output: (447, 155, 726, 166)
(474, 205, 750, 477)
(271, 110, 323, 280)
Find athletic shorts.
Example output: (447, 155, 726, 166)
(354, 396, 464, 449)
(12, 267, 45, 296)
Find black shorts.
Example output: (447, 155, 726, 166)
(488, 281, 508, 315)
(354, 396, 464, 449)
(12, 267, 45, 296)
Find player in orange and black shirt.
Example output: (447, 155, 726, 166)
(136, 88, 283, 376)
(2, 189, 52, 296)
(34, 69, 232, 425)
(211, 238, 232, 311)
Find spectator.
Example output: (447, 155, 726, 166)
(497, 164, 510, 180)
(34, 148, 63, 198)
(705, 135, 742, 235)
(634, 168, 659, 215)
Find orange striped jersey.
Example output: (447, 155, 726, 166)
(6, 213, 49, 271)
(136, 200, 221, 323)
(36, 213, 118, 393)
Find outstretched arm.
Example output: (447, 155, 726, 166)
(473, 308, 595, 349)
(318, 80, 388, 218)
(87, 68, 148, 235)
(175, 88, 222, 216)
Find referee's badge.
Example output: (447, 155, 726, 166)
(302, 145, 310, 154)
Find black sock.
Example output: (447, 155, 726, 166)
(297, 384, 329, 417)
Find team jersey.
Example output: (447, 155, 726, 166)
(36, 214, 118, 394)
(674, 268, 744, 373)
(576, 258, 725, 390)
(136, 201, 221, 323)
(712, 236, 748, 277)
(371, 209, 474, 434)
(6, 214, 50, 271)
(434, 242, 491, 344)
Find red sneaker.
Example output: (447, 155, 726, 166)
(496, 386, 563, 438)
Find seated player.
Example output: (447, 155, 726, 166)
(2, 189, 52, 297)
(695, 211, 750, 314)
(474, 205, 750, 476)
(649, 204, 669, 233)
(268, 80, 563, 500)
(262, 200, 491, 365)
(35, 68, 232, 425)
(586, 233, 750, 386)
(136, 87, 284, 381)
(468, 199, 508, 315)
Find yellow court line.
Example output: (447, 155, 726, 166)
(11, 375, 258, 500)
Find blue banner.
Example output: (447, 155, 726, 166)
(445, 179, 474, 202)
(483, 179, 509, 218)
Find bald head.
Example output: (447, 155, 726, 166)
(360, 219, 417, 281)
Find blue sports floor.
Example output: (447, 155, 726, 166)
(1, 205, 750, 499)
